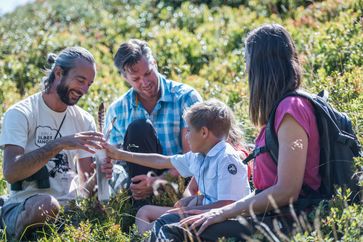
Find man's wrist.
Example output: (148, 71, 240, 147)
(48, 139, 63, 154)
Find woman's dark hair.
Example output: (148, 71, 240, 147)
(245, 24, 302, 126)
(42, 46, 95, 93)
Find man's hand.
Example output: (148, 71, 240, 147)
(90, 157, 113, 179)
(82, 156, 113, 197)
(100, 157, 113, 179)
(174, 195, 204, 208)
(57, 131, 105, 153)
(130, 174, 158, 200)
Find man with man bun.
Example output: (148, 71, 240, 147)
(0, 47, 113, 238)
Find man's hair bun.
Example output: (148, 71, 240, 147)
(47, 53, 57, 65)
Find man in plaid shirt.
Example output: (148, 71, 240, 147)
(105, 39, 202, 204)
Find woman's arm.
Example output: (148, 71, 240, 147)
(168, 199, 234, 214)
(103, 143, 174, 169)
(181, 114, 309, 233)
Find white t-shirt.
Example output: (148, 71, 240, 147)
(171, 141, 250, 205)
(0, 92, 96, 205)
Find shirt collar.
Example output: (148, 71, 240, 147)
(205, 140, 226, 157)
(158, 74, 173, 102)
(130, 74, 172, 108)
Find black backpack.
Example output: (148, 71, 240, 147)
(244, 90, 362, 204)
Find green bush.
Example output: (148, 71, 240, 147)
(0, 0, 362, 241)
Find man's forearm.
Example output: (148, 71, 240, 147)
(4, 141, 63, 183)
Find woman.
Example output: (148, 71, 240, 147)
(150, 23, 321, 241)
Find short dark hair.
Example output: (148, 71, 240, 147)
(114, 39, 155, 76)
(184, 99, 233, 140)
(245, 24, 302, 126)
(42, 46, 95, 93)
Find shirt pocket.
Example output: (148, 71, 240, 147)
(204, 161, 218, 179)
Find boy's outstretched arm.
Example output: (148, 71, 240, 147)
(103, 143, 174, 169)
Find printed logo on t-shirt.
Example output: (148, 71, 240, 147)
(35, 126, 61, 147)
(227, 164, 237, 175)
(48, 152, 70, 178)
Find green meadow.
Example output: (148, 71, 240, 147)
(0, 0, 362, 240)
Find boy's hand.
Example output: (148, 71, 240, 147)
(174, 195, 203, 208)
(102, 142, 123, 160)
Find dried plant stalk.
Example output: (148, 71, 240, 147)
(98, 102, 105, 132)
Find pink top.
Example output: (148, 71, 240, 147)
(253, 96, 321, 191)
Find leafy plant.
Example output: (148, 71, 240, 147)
(0, 0, 362, 241)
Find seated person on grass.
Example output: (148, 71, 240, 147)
(103, 99, 251, 234)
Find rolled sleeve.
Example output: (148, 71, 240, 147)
(0, 109, 29, 149)
(170, 152, 194, 177)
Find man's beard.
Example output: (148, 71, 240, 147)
(56, 77, 82, 106)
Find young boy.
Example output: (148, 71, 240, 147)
(103, 99, 251, 234)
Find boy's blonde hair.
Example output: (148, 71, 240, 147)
(184, 99, 233, 139)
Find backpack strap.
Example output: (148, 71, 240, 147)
(243, 90, 320, 194)
(242, 146, 268, 164)
(265, 90, 317, 164)
(243, 91, 305, 165)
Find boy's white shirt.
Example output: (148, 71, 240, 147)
(171, 140, 251, 205)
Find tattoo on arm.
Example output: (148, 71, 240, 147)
(4, 141, 62, 183)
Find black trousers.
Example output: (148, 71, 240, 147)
(123, 119, 166, 207)
(123, 119, 166, 178)
(150, 212, 295, 241)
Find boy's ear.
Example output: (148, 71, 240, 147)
(200, 127, 209, 138)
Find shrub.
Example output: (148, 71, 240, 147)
(0, 0, 361, 240)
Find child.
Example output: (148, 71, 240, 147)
(103, 99, 251, 234)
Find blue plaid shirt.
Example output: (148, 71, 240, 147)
(105, 74, 202, 155)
